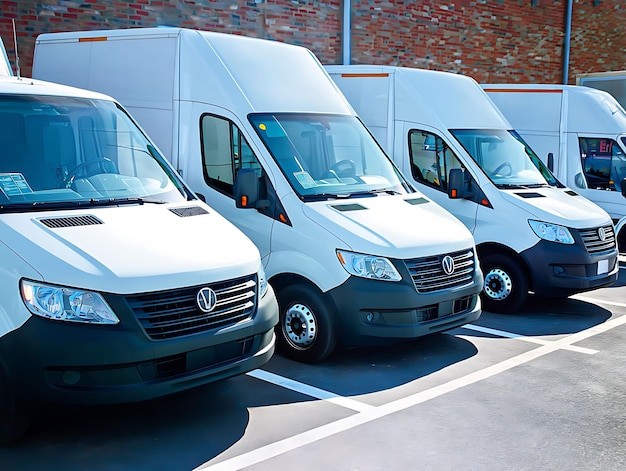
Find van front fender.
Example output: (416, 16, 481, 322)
(266, 249, 349, 294)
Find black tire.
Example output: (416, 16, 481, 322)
(0, 368, 30, 446)
(480, 253, 528, 313)
(276, 284, 337, 363)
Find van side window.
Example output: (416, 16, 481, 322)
(201, 114, 263, 195)
(408, 130, 463, 192)
(579, 137, 626, 191)
(201, 113, 283, 220)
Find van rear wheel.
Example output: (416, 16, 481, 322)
(276, 284, 336, 363)
(481, 253, 528, 313)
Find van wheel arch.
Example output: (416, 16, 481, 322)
(617, 226, 626, 255)
(476, 245, 530, 314)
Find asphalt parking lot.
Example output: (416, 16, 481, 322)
(2, 258, 626, 471)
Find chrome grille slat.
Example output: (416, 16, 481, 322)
(126, 275, 257, 340)
(406, 249, 475, 293)
(578, 225, 616, 254)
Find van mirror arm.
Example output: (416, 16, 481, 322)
(448, 168, 473, 199)
(234, 168, 262, 209)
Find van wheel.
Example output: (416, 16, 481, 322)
(480, 253, 528, 313)
(276, 284, 337, 363)
(0, 369, 30, 445)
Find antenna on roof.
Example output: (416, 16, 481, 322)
(12, 18, 21, 79)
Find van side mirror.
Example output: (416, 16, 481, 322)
(547, 152, 554, 171)
(234, 168, 270, 209)
(448, 168, 473, 199)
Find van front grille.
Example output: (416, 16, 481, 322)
(405, 249, 475, 293)
(126, 275, 257, 340)
(578, 225, 616, 254)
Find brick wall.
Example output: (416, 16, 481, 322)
(0, 0, 625, 84)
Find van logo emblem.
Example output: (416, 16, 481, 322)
(197, 287, 217, 313)
(598, 227, 606, 241)
(442, 255, 455, 275)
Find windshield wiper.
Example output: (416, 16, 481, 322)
(0, 197, 146, 213)
(495, 183, 548, 190)
(300, 193, 340, 202)
(301, 188, 402, 202)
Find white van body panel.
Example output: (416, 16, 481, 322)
(483, 84, 626, 238)
(329, 65, 612, 232)
(328, 65, 618, 311)
(0, 204, 259, 294)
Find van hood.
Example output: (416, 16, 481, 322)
(302, 193, 475, 258)
(0, 203, 260, 294)
(500, 186, 612, 228)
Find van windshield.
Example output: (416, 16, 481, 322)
(450, 129, 559, 188)
(0, 95, 190, 210)
(249, 113, 411, 199)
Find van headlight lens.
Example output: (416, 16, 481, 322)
(258, 265, 269, 297)
(528, 220, 575, 244)
(336, 250, 402, 281)
(20, 280, 119, 324)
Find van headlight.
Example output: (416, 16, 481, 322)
(336, 250, 402, 281)
(20, 280, 119, 324)
(258, 265, 269, 297)
(528, 220, 575, 245)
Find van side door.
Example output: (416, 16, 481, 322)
(181, 105, 276, 261)
(401, 123, 479, 233)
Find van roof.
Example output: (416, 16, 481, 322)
(327, 65, 512, 129)
(0, 75, 116, 101)
(36, 27, 354, 115)
(483, 83, 626, 134)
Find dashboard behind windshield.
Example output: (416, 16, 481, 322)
(249, 113, 409, 199)
(0, 94, 188, 209)
(450, 129, 558, 187)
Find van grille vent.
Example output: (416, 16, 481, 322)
(169, 206, 209, 217)
(405, 249, 475, 293)
(405, 197, 429, 205)
(126, 275, 257, 340)
(515, 192, 545, 198)
(39, 215, 103, 228)
(331, 203, 366, 212)
(578, 225, 616, 254)
(565, 190, 579, 196)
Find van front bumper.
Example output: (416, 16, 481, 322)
(0, 286, 278, 405)
(327, 271, 482, 347)
(520, 240, 619, 297)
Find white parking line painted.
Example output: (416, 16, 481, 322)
(246, 369, 374, 413)
(195, 313, 626, 471)
(461, 324, 598, 354)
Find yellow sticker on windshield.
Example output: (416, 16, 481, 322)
(259, 123, 267, 131)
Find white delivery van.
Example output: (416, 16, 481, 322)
(327, 65, 619, 313)
(483, 84, 626, 251)
(33, 27, 483, 363)
(0, 70, 278, 443)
